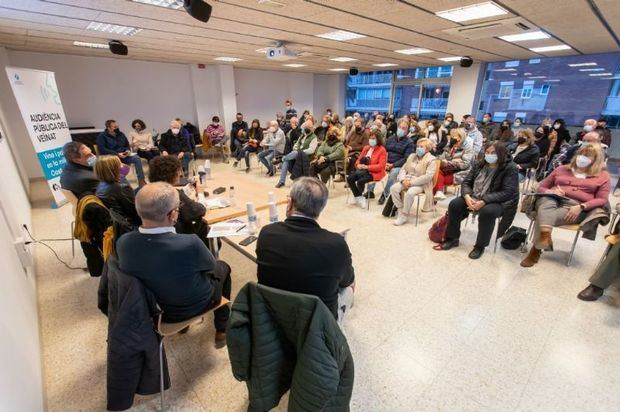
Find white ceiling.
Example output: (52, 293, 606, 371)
(0, 0, 618, 73)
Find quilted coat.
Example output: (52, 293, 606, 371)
(227, 282, 354, 412)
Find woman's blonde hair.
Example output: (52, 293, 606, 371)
(398, 118, 409, 128)
(567, 143, 605, 176)
(449, 127, 466, 142)
(94, 155, 121, 183)
(518, 128, 536, 146)
(416, 137, 434, 152)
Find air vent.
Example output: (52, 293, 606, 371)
(442, 17, 535, 40)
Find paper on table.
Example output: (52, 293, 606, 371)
(203, 197, 231, 209)
(207, 218, 250, 238)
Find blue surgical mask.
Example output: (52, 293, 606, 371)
(397, 128, 405, 138)
(409, 126, 415, 133)
(513, 122, 521, 128)
(416, 147, 426, 158)
(368, 138, 377, 147)
(485, 153, 498, 164)
(583, 125, 593, 132)
(86, 155, 97, 168)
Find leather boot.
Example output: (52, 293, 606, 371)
(539, 231, 553, 251)
(520, 247, 541, 267)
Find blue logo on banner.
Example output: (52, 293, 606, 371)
(36, 147, 66, 180)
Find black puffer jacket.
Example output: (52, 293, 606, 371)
(96, 182, 141, 227)
(461, 157, 519, 237)
(511, 144, 540, 175)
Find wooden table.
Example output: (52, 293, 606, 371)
(216, 204, 350, 263)
(199, 169, 288, 225)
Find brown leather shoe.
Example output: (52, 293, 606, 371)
(214, 331, 226, 348)
(539, 231, 553, 251)
(577, 284, 604, 301)
(520, 247, 541, 267)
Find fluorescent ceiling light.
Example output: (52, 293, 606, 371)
(528, 76, 546, 79)
(316, 30, 365, 41)
(329, 57, 357, 62)
(500, 31, 550, 42)
(255, 48, 269, 53)
(329, 68, 348, 72)
(529, 44, 571, 52)
(395, 48, 432, 55)
(568, 62, 597, 67)
(258, 0, 285, 7)
(130, 0, 183, 9)
(373, 63, 398, 67)
(73, 41, 109, 49)
(283, 64, 306, 68)
(436, 1, 507, 23)
(214, 57, 242, 62)
(494, 68, 516, 72)
(589, 73, 613, 77)
(579, 68, 605, 72)
(86, 21, 142, 36)
(437, 56, 462, 62)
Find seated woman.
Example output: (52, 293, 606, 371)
(425, 118, 448, 155)
(205, 116, 227, 145)
(434, 128, 475, 200)
(311, 127, 344, 184)
(490, 120, 514, 143)
(95, 155, 141, 227)
(147, 155, 216, 250)
(389, 138, 437, 226)
(129, 119, 159, 161)
(346, 130, 387, 209)
(234, 119, 263, 173)
(521, 144, 610, 267)
(509, 128, 540, 182)
(435, 143, 518, 260)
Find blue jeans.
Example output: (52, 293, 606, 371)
(278, 150, 298, 184)
(382, 167, 401, 197)
(121, 154, 145, 181)
(258, 149, 277, 173)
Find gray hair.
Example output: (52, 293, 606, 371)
(289, 177, 328, 219)
(135, 182, 180, 222)
(62, 141, 84, 162)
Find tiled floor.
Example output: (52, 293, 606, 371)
(32, 162, 620, 411)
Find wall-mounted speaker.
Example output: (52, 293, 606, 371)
(108, 40, 128, 56)
(349, 67, 359, 76)
(184, 0, 212, 23)
(460, 56, 473, 68)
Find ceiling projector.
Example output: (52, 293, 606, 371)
(266, 46, 298, 61)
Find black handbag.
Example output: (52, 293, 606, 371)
(382, 196, 397, 217)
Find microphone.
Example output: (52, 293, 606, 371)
(197, 165, 206, 185)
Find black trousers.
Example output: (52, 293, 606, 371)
(347, 170, 373, 197)
(208, 260, 232, 332)
(446, 196, 503, 248)
(311, 161, 336, 184)
(80, 241, 104, 277)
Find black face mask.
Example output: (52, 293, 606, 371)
(517, 137, 526, 144)
(535, 131, 544, 139)
(501, 124, 508, 130)
(450, 138, 458, 146)
(327, 134, 337, 144)
(355, 126, 362, 133)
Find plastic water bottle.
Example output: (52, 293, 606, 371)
(247, 202, 258, 235)
(204, 159, 211, 180)
(229, 186, 236, 207)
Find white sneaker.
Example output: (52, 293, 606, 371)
(394, 211, 408, 226)
(347, 196, 358, 205)
(356, 196, 368, 209)
(434, 191, 446, 201)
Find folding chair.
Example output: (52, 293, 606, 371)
(521, 218, 582, 266)
(412, 160, 442, 226)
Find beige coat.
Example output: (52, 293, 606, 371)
(397, 152, 437, 210)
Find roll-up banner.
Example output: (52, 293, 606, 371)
(5, 67, 71, 207)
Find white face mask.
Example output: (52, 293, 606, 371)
(575, 155, 592, 169)
(428, 125, 435, 132)
(268, 127, 276, 133)
(171, 128, 181, 135)
(553, 123, 561, 130)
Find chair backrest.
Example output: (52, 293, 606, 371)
(60, 188, 79, 216)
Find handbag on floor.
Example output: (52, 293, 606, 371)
(428, 212, 449, 244)
(500, 226, 527, 250)
(382, 196, 397, 217)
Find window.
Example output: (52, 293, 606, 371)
(476, 52, 620, 127)
(498, 81, 514, 99)
(521, 81, 534, 99)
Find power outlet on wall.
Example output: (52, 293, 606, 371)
(14, 235, 33, 270)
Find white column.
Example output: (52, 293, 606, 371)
(217, 64, 237, 133)
(446, 63, 485, 120)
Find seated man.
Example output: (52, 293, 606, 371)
(275, 116, 318, 188)
(60, 141, 98, 198)
(378, 119, 415, 204)
(577, 222, 620, 301)
(96, 119, 146, 186)
(258, 120, 286, 177)
(257, 177, 355, 322)
(117, 182, 231, 344)
(159, 120, 192, 176)
(552, 131, 607, 170)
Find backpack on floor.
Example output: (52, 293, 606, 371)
(500, 226, 527, 250)
(428, 212, 449, 244)
(382, 196, 397, 217)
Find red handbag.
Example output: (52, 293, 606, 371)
(428, 212, 449, 244)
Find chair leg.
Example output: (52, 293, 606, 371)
(493, 218, 500, 253)
(415, 195, 420, 227)
(70, 221, 75, 257)
(567, 231, 580, 267)
(159, 338, 165, 412)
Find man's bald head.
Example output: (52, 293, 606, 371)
(583, 131, 602, 144)
(136, 182, 179, 224)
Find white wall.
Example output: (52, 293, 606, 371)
(0, 120, 43, 412)
(7, 50, 197, 171)
(234, 68, 314, 126)
(446, 63, 485, 120)
(313, 74, 346, 118)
